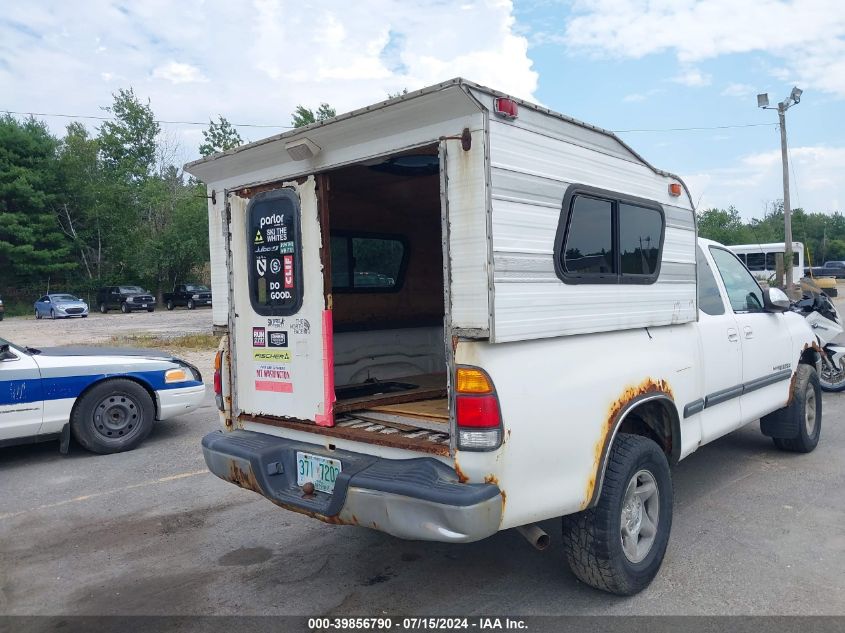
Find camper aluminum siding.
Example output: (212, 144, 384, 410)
(186, 79, 696, 343)
(465, 87, 697, 343)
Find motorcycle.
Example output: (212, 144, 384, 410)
(791, 291, 845, 391)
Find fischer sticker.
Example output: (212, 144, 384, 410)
(254, 230, 264, 244)
(253, 349, 292, 362)
(252, 327, 266, 347)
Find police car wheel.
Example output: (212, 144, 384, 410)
(71, 379, 155, 454)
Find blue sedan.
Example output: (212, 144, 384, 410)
(34, 294, 90, 319)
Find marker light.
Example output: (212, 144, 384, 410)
(668, 183, 682, 197)
(494, 97, 518, 120)
(456, 367, 493, 394)
(165, 368, 189, 383)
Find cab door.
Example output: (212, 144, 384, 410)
(695, 246, 744, 443)
(0, 344, 44, 441)
(227, 178, 333, 426)
(709, 246, 794, 422)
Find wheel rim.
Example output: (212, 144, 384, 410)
(620, 469, 660, 563)
(820, 357, 845, 388)
(805, 388, 817, 436)
(93, 393, 142, 440)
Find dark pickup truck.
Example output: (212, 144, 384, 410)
(806, 261, 845, 279)
(163, 284, 213, 310)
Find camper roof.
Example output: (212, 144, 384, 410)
(184, 77, 690, 206)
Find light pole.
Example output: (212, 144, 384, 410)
(758, 86, 802, 296)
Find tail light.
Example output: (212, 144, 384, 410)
(213, 350, 224, 411)
(455, 367, 503, 451)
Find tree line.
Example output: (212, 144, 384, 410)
(0, 91, 335, 315)
(697, 204, 845, 265)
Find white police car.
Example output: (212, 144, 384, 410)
(0, 337, 205, 454)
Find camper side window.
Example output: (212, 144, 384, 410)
(554, 185, 664, 285)
(330, 232, 407, 292)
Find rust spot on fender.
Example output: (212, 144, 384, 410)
(454, 461, 469, 484)
(582, 378, 674, 510)
(484, 474, 498, 485)
(499, 489, 506, 513)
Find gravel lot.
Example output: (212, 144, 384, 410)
(0, 309, 216, 382)
(1, 302, 844, 616)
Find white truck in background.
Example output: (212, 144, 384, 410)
(186, 79, 822, 595)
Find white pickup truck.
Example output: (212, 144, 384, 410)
(186, 79, 822, 596)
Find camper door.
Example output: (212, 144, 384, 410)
(228, 178, 332, 425)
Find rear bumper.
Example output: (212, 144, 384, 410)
(157, 383, 206, 419)
(202, 430, 503, 543)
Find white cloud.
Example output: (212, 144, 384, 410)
(623, 93, 646, 102)
(621, 87, 665, 103)
(683, 145, 845, 216)
(563, 0, 845, 97)
(0, 0, 537, 159)
(152, 62, 209, 84)
(721, 82, 756, 98)
(671, 67, 711, 87)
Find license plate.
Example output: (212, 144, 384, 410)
(141, 304, 147, 308)
(296, 451, 341, 494)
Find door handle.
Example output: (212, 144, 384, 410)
(743, 326, 754, 339)
(727, 328, 739, 342)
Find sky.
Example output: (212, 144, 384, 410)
(1, 0, 844, 219)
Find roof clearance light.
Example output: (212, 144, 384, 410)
(668, 183, 682, 197)
(494, 97, 518, 120)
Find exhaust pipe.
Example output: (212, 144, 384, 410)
(516, 524, 550, 551)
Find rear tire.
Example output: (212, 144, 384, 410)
(764, 365, 822, 453)
(562, 434, 673, 595)
(99, 303, 108, 314)
(70, 379, 155, 454)
(35, 310, 42, 320)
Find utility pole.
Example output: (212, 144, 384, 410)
(758, 86, 803, 297)
(778, 103, 793, 296)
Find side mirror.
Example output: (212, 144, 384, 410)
(0, 344, 16, 361)
(764, 287, 790, 312)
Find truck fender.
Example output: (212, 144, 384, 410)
(586, 387, 679, 510)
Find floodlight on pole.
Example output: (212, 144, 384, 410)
(757, 86, 803, 297)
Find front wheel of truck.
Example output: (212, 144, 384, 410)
(763, 364, 821, 453)
(561, 433, 673, 596)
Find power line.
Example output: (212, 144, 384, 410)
(3, 108, 778, 134)
(1, 109, 294, 129)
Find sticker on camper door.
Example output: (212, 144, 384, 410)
(248, 190, 302, 316)
(255, 363, 293, 393)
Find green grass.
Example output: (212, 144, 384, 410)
(1, 302, 34, 318)
(108, 333, 220, 351)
